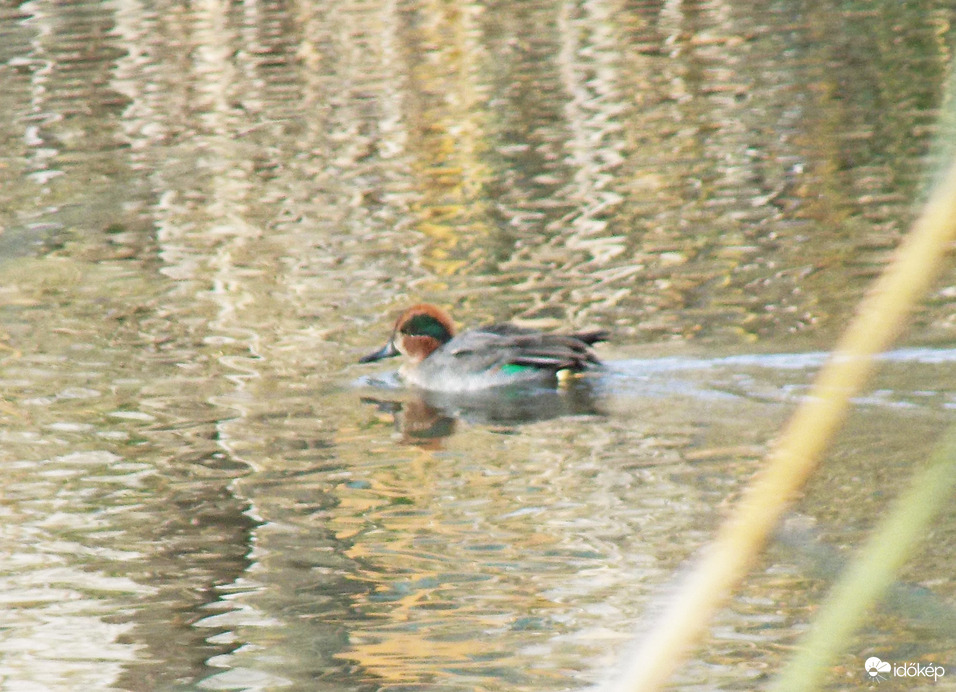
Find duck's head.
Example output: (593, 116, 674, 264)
(359, 303, 456, 364)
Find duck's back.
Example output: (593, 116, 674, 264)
(405, 325, 605, 391)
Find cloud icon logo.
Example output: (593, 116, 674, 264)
(865, 657, 891, 680)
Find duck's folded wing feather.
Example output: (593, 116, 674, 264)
(449, 330, 602, 371)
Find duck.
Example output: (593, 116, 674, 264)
(359, 303, 606, 392)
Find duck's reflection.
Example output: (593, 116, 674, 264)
(361, 376, 603, 444)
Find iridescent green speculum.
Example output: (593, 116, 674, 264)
(501, 363, 531, 374)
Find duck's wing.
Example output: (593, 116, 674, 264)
(449, 327, 605, 371)
(566, 329, 609, 346)
(482, 323, 607, 345)
(504, 333, 603, 370)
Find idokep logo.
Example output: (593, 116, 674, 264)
(865, 656, 946, 683)
(865, 657, 891, 682)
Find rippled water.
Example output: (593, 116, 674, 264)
(1, 0, 956, 690)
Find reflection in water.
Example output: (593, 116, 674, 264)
(361, 376, 604, 443)
(1, 0, 956, 689)
(362, 396, 459, 443)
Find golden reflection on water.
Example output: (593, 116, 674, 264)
(400, 1, 494, 278)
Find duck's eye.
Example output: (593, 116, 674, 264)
(401, 314, 451, 342)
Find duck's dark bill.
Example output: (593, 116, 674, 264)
(359, 340, 399, 363)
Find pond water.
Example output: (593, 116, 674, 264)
(1, 0, 956, 690)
